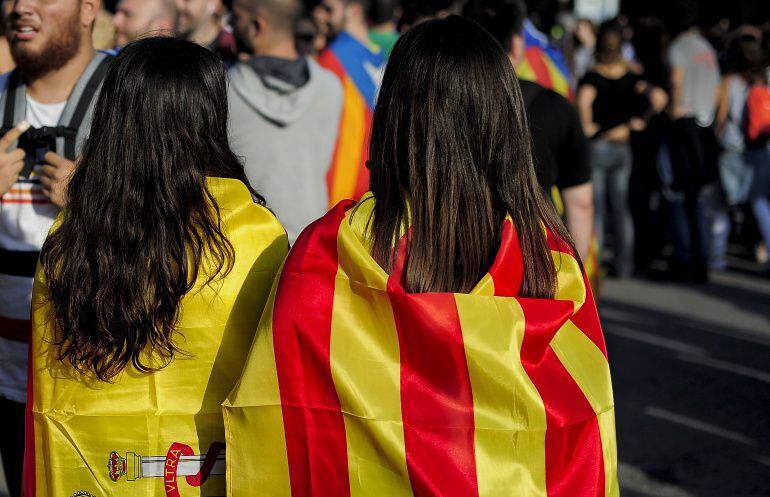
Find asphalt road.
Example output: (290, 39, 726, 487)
(2, 270, 768, 497)
(604, 271, 770, 497)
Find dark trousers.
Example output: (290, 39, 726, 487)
(665, 118, 719, 280)
(0, 396, 24, 497)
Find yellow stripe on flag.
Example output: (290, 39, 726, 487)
(550, 250, 585, 311)
(223, 286, 292, 497)
(470, 273, 496, 296)
(543, 56, 571, 99)
(330, 78, 367, 206)
(329, 210, 413, 497)
(551, 320, 619, 497)
(455, 294, 548, 497)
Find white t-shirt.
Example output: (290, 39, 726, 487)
(0, 94, 66, 403)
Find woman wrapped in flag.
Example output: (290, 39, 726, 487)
(225, 16, 618, 497)
(24, 38, 288, 497)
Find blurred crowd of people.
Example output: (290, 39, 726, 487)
(19, 0, 764, 286)
(565, 3, 770, 282)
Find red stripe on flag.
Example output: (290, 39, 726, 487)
(273, 202, 354, 497)
(352, 108, 372, 200)
(488, 219, 524, 297)
(519, 299, 605, 497)
(318, 49, 346, 82)
(571, 273, 608, 359)
(318, 51, 344, 198)
(326, 114, 344, 198)
(318, 50, 352, 202)
(22, 327, 36, 497)
(387, 239, 480, 497)
(525, 47, 554, 90)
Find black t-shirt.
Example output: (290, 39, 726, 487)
(520, 80, 591, 194)
(578, 70, 645, 134)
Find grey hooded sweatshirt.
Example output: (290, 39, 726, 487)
(228, 56, 343, 243)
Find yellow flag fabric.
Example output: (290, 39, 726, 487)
(224, 194, 618, 497)
(24, 177, 288, 497)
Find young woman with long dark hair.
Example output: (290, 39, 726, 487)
(577, 21, 667, 278)
(24, 37, 288, 496)
(226, 16, 618, 496)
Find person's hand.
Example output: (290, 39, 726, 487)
(0, 121, 30, 196)
(630, 117, 647, 132)
(585, 122, 600, 138)
(39, 152, 76, 208)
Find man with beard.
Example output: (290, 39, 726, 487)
(112, 0, 176, 47)
(317, 0, 385, 206)
(0, 0, 110, 494)
(175, 0, 237, 65)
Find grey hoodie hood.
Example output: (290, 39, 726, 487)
(229, 56, 328, 127)
(227, 55, 343, 243)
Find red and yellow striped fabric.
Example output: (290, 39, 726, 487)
(317, 32, 383, 207)
(316, 54, 372, 208)
(517, 46, 573, 101)
(224, 195, 618, 497)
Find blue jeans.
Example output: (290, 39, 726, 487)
(719, 149, 754, 205)
(710, 150, 754, 269)
(592, 140, 634, 277)
(747, 146, 770, 255)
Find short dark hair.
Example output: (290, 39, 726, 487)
(242, 0, 303, 35)
(399, 0, 456, 29)
(595, 20, 624, 64)
(368, 0, 400, 25)
(666, 0, 700, 35)
(462, 0, 527, 51)
(724, 34, 768, 85)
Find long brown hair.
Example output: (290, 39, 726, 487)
(40, 38, 262, 381)
(365, 15, 574, 296)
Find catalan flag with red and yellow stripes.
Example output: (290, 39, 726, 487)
(318, 32, 385, 207)
(224, 194, 618, 497)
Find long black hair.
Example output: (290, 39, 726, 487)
(40, 37, 263, 381)
(366, 15, 574, 296)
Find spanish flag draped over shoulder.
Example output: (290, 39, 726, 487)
(224, 194, 618, 497)
(318, 32, 385, 207)
(24, 178, 288, 497)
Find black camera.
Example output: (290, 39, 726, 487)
(16, 126, 57, 178)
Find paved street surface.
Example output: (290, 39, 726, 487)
(604, 271, 770, 497)
(1, 270, 768, 497)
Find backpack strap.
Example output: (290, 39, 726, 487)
(2, 69, 22, 131)
(62, 56, 111, 159)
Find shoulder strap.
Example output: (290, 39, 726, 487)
(62, 56, 112, 158)
(2, 69, 22, 130)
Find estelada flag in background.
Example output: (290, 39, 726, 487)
(517, 20, 574, 100)
(318, 32, 385, 207)
(24, 178, 288, 497)
(224, 194, 619, 497)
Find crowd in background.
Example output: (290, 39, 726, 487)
(0, 0, 766, 280)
